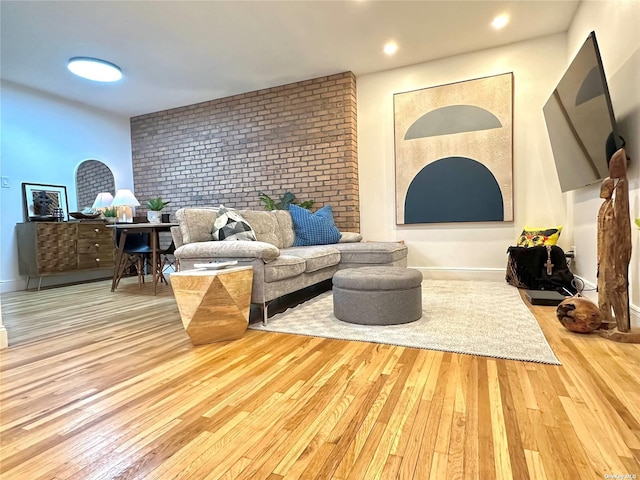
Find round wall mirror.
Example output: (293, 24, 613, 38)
(76, 159, 115, 209)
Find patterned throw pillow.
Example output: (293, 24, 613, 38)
(290, 204, 342, 246)
(212, 205, 257, 241)
(517, 225, 562, 247)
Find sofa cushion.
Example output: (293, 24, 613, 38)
(290, 204, 342, 246)
(339, 232, 363, 243)
(274, 210, 295, 248)
(284, 246, 341, 273)
(331, 242, 407, 264)
(212, 205, 257, 241)
(239, 210, 285, 248)
(175, 208, 217, 244)
(264, 255, 306, 283)
(175, 240, 280, 262)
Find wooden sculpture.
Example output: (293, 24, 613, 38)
(596, 177, 615, 328)
(598, 148, 639, 342)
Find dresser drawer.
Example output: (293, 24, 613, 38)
(78, 252, 114, 269)
(77, 223, 112, 239)
(78, 239, 113, 253)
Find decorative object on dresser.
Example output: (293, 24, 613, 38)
(16, 221, 114, 290)
(145, 197, 170, 224)
(171, 266, 253, 345)
(110, 189, 140, 223)
(69, 211, 101, 220)
(103, 207, 118, 223)
(91, 192, 114, 214)
(22, 183, 69, 222)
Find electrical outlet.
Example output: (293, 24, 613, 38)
(1, 177, 9, 188)
(570, 245, 576, 258)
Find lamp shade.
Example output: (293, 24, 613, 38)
(91, 192, 114, 209)
(111, 189, 140, 207)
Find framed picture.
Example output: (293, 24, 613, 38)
(22, 183, 69, 221)
(394, 73, 513, 224)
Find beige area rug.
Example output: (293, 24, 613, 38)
(249, 280, 560, 365)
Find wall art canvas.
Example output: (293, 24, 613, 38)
(394, 73, 513, 224)
(22, 183, 69, 221)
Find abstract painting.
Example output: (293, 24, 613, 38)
(394, 73, 513, 224)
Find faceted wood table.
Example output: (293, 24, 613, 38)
(171, 266, 253, 345)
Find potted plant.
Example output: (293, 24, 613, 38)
(103, 206, 118, 223)
(258, 191, 314, 211)
(146, 197, 170, 224)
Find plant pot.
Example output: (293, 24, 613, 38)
(147, 211, 162, 224)
(105, 217, 118, 223)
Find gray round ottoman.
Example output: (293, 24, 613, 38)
(332, 267, 423, 325)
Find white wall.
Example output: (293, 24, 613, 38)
(568, 0, 640, 324)
(0, 81, 134, 292)
(358, 33, 569, 280)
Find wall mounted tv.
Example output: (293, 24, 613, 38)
(543, 31, 623, 192)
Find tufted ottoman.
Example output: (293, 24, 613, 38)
(332, 266, 423, 325)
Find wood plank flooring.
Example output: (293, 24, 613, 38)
(1, 278, 640, 479)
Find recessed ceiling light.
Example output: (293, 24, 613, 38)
(384, 42, 398, 56)
(491, 14, 509, 29)
(67, 57, 122, 82)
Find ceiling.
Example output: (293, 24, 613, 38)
(1, 1, 580, 118)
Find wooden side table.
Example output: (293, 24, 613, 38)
(170, 266, 253, 345)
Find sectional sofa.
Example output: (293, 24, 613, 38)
(171, 207, 408, 323)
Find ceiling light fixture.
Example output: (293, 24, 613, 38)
(67, 57, 122, 82)
(491, 14, 509, 29)
(383, 42, 398, 56)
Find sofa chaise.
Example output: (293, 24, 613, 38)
(171, 207, 408, 323)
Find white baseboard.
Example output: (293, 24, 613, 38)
(1, 279, 25, 293)
(413, 267, 506, 282)
(575, 276, 640, 329)
(1, 269, 113, 293)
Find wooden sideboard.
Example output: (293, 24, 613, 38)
(16, 221, 115, 289)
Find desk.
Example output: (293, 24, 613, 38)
(108, 223, 178, 295)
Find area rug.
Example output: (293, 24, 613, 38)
(249, 280, 560, 365)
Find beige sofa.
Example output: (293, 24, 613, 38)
(171, 207, 408, 323)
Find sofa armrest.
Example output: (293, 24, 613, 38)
(339, 232, 363, 243)
(170, 226, 184, 249)
(175, 240, 280, 262)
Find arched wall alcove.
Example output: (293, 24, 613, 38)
(75, 159, 115, 209)
(404, 156, 504, 223)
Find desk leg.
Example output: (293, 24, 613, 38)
(151, 231, 158, 295)
(112, 231, 128, 292)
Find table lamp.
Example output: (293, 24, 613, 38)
(111, 189, 140, 223)
(91, 192, 114, 213)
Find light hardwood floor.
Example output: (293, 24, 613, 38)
(1, 278, 640, 479)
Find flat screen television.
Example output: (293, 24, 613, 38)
(543, 31, 623, 192)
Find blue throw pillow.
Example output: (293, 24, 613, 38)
(290, 204, 342, 246)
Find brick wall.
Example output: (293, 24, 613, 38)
(130, 71, 359, 230)
(76, 160, 115, 209)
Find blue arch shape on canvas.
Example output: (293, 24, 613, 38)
(404, 105, 502, 139)
(404, 156, 504, 223)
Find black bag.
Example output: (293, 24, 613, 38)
(506, 245, 576, 294)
